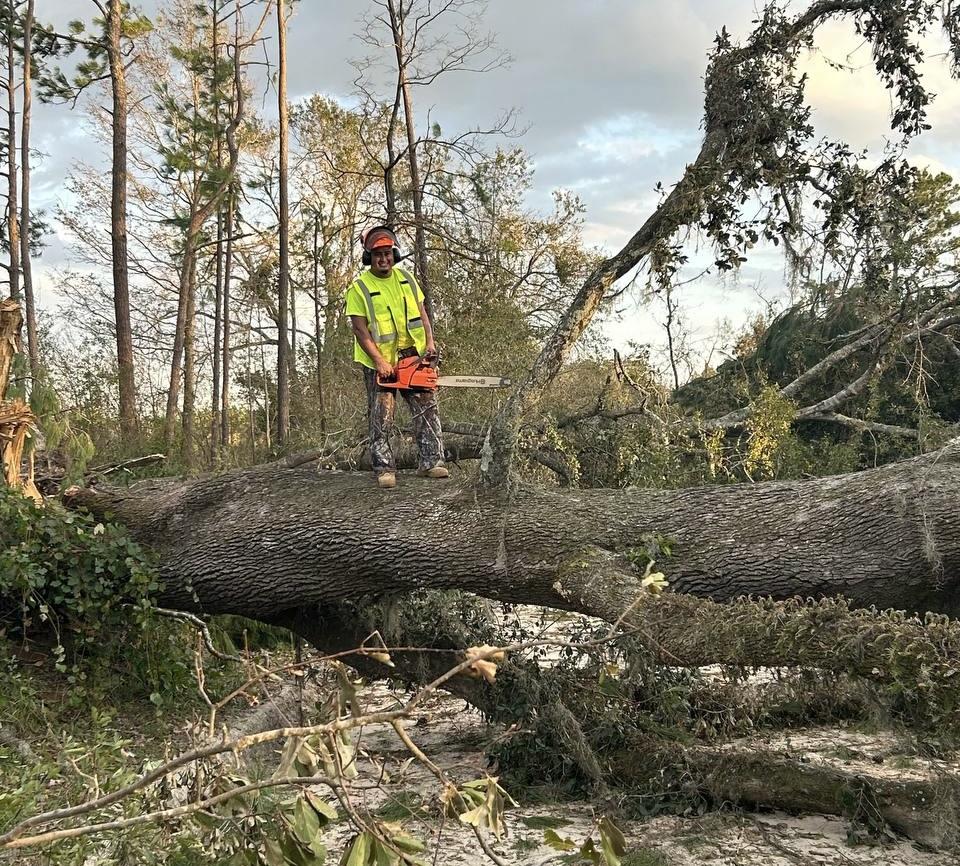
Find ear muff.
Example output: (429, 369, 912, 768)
(362, 225, 402, 265)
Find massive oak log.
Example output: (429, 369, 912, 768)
(66, 438, 960, 619)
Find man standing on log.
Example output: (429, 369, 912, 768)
(345, 226, 448, 489)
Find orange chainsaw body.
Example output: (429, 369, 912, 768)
(377, 355, 440, 390)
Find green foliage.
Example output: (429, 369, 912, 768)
(0, 487, 158, 651)
(0, 486, 229, 720)
(30, 373, 97, 485)
(742, 385, 796, 478)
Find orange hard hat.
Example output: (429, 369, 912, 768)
(363, 226, 398, 251)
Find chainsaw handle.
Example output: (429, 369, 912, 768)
(377, 354, 439, 390)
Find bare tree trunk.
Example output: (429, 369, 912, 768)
(6, 0, 19, 303)
(181, 254, 198, 469)
(260, 310, 271, 451)
(221, 186, 234, 449)
(312, 211, 325, 434)
(163, 230, 195, 451)
(211, 213, 223, 462)
(210, 2, 223, 463)
(221, 2, 242, 451)
(108, 0, 138, 441)
(383, 84, 402, 228)
(275, 0, 290, 445)
(386, 0, 430, 309)
(18, 0, 36, 378)
(163, 208, 203, 453)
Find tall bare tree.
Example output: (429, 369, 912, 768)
(18, 0, 36, 377)
(384, 0, 429, 306)
(219, 1, 242, 453)
(356, 0, 509, 313)
(105, 0, 138, 440)
(35, 2, 151, 436)
(209, 0, 224, 462)
(275, 0, 291, 445)
(5, 0, 20, 303)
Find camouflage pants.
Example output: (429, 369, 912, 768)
(362, 352, 444, 474)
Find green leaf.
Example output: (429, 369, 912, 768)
(292, 797, 322, 847)
(343, 832, 372, 866)
(543, 828, 577, 852)
(598, 816, 627, 866)
(389, 832, 425, 854)
(305, 790, 338, 823)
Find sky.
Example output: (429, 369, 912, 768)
(26, 0, 960, 377)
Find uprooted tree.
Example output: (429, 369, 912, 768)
(12, 0, 960, 853)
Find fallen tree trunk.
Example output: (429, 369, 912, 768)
(66, 437, 960, 620)
(649, 737, 960, 850)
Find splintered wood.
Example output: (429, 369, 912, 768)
(0, 299, 40, 503)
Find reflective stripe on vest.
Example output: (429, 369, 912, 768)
(396, 268, 425, 333)
(356, 277, 396, 344)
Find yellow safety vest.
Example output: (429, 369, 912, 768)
(350, 267, 427, 368)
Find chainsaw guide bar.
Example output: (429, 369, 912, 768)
(436, 374, 512, 389)
(377, 355, 511, 390)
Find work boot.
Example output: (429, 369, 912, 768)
(417, 465, 449, 479)
(377, 472, 397, 489)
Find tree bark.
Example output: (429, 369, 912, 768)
(221, 184, 234, 450)
(162, 224, 196, 452)
(275, 0, 291, 446)
(180, 254, 198, 469)
(6, 0, 19, 303)
(107, 0, 138, 441)
(65, 437, 960, 620)
(19, 0, 37, 379)
(211, 209, 223, 463)
(210, 2, 223, 464)
(312, 211, 326, 434)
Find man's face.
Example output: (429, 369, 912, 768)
(370, 246, 394, 276)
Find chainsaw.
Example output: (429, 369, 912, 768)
(377, 354, 511, 391)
